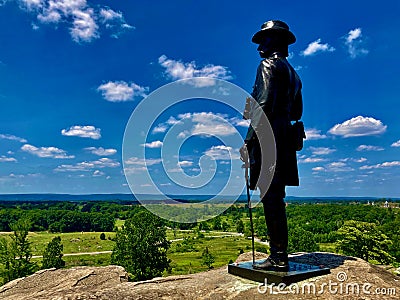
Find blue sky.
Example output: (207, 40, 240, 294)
(0, 0, 399, 197)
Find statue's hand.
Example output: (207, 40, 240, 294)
(240, 143, 249, 167)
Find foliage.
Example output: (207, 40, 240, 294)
(0, 219, 37, 284)
(236, 219, 244, 233)
(201, 246, 215, 269)
(288, 226, 320, 253)
(100, 233, 106, 240)
(336, 220, 394, 264)
(42, 236, 65, 269)
(111, 210, 170, 281)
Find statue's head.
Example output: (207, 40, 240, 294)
(252, 20, 296, 58)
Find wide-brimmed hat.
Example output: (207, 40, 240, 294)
(252, 20, 296, 45)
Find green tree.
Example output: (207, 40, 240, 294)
(336, 220, 394, 264)
(42, 236, 65, 269)
(0, 219, 37, 284)
(201, 246, 215, 269)
(288, 226, 320, 253)
(212, 217, 222, 230)
(100, 232, 106, 240)
(111, 210, 170, 281)
(221, 221, 229, 232)
(236, 219, 244, 233)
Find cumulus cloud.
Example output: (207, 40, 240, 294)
(204, 145, 240, 160)
(326, 161, 354, 172)
(356, 145, 384, 152)
(84, 147, 117, 156)
(141, 141, 163, 148)
(97, 81, 148, 102)
(299, 157, 327, 163)
(344, 28, 369, 58)
(0, 133, 27, 143)
(0, 155, 17, 162)
(92, 170, 105, 177)
(177, 160, 193, 167)
(309, 147, 336, 155)
(152, 124, 168, 134)
(124, 156, 162, 174)
(124, 157, 162, 166)
(301, 39, 335, 56)
(21, 144, 74, 159)
(312, 166, 325, 172)
(152, 112, 238, 137)
(17, 0, 133, 43)
(391, 140, 400, 147)
(70, 8, 98, 43)
(360, 161, 400, 170)
(304, 128, 327, 140)
(54, 157, 120, 172)
(328, 116, 387, 138)
(61, 125, 101, 139)
(158, 55, 232, 87)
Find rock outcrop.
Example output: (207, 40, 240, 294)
(1, 252, 399, 299)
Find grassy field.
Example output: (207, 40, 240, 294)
(0, 229, 258, 275)
(1, 228, 339, 279)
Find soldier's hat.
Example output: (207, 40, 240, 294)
(252, 20, 296, 45)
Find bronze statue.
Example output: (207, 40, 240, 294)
(241, 20, 303, 271)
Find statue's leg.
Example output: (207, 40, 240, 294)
(254, 182, 288, 270)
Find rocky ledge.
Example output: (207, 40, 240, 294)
(1, 252, 399, 300)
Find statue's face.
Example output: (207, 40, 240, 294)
(257, 37, 273, 58)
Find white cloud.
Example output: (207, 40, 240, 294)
(0, 156, 17, 162)
(177, 160, 193, 167)
(61, 125, 101, 139)
(21, 144, 74, 159)
(97, 81, 148, 102)
(354, 157, 367, 163)
(84, 147, 117, 156)
(230, 117, 250, 127)
(153, 112, 242, 138)
(182, 112, 236, 137)
(309, 147, 336, 155)
(54, 157, 120, 172)
(152, 124, 168, 134)
(0, 133, 27, 143)
(391, 140, 400, 147)
(204, 145, 240, 160)
(158, 55, 231, 87)
(301, 39, 335, 56)
(99, 8, 123, 22)
(124, 157, 162, 166)
(326, 161, 354, 172)
(328, 116, 387, 138)
(70, 8, 98, 43)
(124, 157, 162, 174)
(360, 161, 400, 170)
(344, 28, 369, 58)
(312, 166, 325, 172)
(299, 157, 327, 163)
(93, 170, 105, 177)
(356, 145, 384, 152)
(141, 141, 163, 148)
(304, 128, 327, 140)
(18, 0, 133, 43)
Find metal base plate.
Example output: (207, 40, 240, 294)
(228, 259, 330, 284)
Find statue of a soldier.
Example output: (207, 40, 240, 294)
(241, 20, 303, 271)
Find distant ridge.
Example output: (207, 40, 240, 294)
(0, 194, 396, 203)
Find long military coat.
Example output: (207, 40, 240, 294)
(245, 52, 303, 188)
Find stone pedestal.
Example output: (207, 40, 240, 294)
(228, 259, 330, 284)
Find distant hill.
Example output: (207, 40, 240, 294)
(0, 194, 397, 204)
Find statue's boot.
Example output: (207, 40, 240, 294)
(253, 198, 289, 271)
